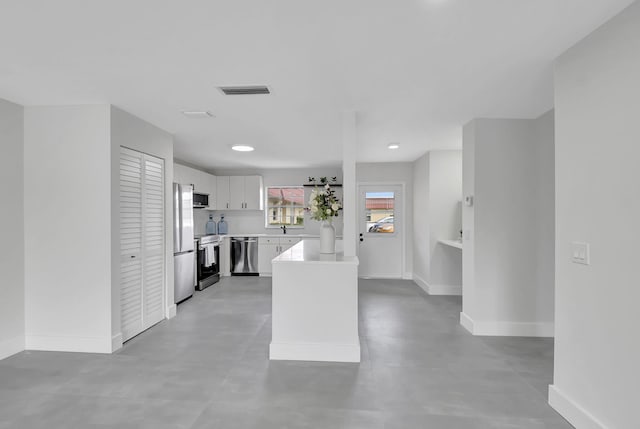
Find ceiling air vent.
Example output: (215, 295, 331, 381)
(218, 85, 271, 96)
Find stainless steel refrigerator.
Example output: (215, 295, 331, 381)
(173, 183, 195, 303)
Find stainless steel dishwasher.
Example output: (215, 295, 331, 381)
(231, 237, 259, 276)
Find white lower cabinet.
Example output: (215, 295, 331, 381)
(120, 147, 165, 342)
(258, 237, 300, 275)
(258, 244, 279, 275)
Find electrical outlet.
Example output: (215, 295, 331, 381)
(571, 242, 590, 265)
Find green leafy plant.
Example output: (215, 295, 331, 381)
(306, 184, 341, 222)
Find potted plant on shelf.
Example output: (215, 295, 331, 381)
(306, 177, 341, 254)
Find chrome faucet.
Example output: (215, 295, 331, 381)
(281, 225, 287, 234)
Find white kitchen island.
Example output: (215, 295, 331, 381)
(270, 240, 360, 363)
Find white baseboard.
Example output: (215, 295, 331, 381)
(259, 273, 272, 277)
(459, 312, 554, 337)
(427, 284, 462, 296)
(402, 272, 413, 280)
(549, 385, 606, 429)
(413, 275, 462, 296)
(269, 341, 361, 363)
(413, 274, 430, 293)
(25, 334, 112, 354)
(460, 312, 475, 334)
(359, 275, 403, 280)
(0, 335, 25, 360)
(166, 304, 177, 319)
(111, 333, 123, 352)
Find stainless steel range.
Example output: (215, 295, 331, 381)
(195, 234, 221, 290)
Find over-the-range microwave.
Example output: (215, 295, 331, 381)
(193, 192, 209, 208)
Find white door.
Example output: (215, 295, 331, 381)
(120, 147, 165, 342)
(142, 155, 165, 330)
(120, 148, 144, 341)
(357, 184, 403, 278)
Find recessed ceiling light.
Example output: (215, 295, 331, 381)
(231, 145, 255, 152)
(182, 111, 214, 118)
(388, 143, 400, 150)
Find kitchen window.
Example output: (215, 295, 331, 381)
(265, 186, 305, 228)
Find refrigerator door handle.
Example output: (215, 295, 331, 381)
(178, 184, 184, 252)
(174, 183, 182, 253)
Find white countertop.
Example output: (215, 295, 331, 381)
(439, 239, 463, 250)
(272, 240, 358, 264)
(219, 233, 343, 239)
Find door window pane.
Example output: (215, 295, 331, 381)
(365, 191, 394, 233)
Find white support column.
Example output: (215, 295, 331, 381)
(341, 111, 357, 257)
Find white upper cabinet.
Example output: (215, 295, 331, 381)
(175, 167, 262, 211)
(192, 169, 211, 195)
(217, 175, 263, 211)
(173, 163, 216, 208)
(244, 176, 263, 210)
(229, 176, 245, 210)
(216, 176, 231, 210)
(173, 164, 189, 185)
(208, 174, 217, 209)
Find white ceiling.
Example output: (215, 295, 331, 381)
(0, 0, 634, 169)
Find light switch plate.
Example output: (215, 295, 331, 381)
(571, 242, 590, 265)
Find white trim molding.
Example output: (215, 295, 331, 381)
(111, 333, 123, 352)
(413, 273, 430, 293)
(360, 275, 403, 280)
(426, 284, 462, 296)
(269, 341, 361, 363)
(25, 334, 113, 353)
(549, 385, 607, 429)
(414, 275, 462, 296)
(460, 311, 475, 334)
(0, 335, 25, 360)
(166, 304, 177, 319)
(459, 312, 554, 337)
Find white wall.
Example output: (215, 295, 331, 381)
(0, 98, 25, 359)
(550, 2, 640, 427)
(413, 154, 430, 285)
(429, 151, 463, 292)
(342, 111, 358, 257)
(413, 151, 463, 295)
(462, 123, 476, 318)
(110, 106, 175, 349)
(356, 162, 413, 278)
(461, 111, 555, 337)
(24, 105, 113, 353)
(198, 167, 343, 237)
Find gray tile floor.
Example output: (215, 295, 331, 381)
(0, 277, 572, 428)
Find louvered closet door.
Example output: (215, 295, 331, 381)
(119, 147, 165, 342)
(120, 147, 144, 341)
(142, 155, 165, 330)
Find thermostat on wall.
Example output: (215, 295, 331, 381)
(464, 195, 474, 207)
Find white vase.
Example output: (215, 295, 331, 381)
(319, 220, 336, 254)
